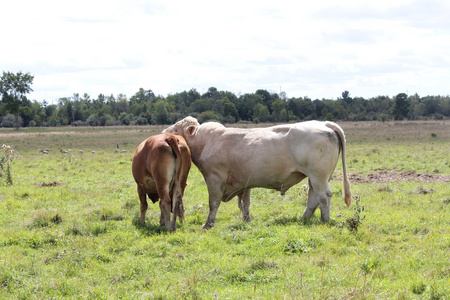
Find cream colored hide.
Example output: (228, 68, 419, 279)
(163, 117, 351, 229)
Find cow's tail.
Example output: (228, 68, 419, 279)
(165, 134, 185, 224)
(326, 122, 352, 207)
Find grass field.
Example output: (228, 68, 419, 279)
(0, 120, 449, 299)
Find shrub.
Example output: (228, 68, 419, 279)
(1, 114, 22, 128)
(72, 120, 87, 126)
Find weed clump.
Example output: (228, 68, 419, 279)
(283, 239, 310, 254)
(0, 144, 15, 185)
(337, 195, 366, 232)
(411, 282, 426, 295)
(28, 210, 63, 228)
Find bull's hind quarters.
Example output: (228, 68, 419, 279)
(132, 133, 191, 231)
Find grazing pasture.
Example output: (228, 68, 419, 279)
(0, 120, 449, 299)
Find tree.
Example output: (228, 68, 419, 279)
(393, 93, 409, 120)
(153, 100, 170, 124)
(287, 97, 313, 120)
(271, 99, 286, 121)
(222, 97, 239, 122)
(240, 93, 263, 121)
(341, 90, 352, 104)
(256, 89, 275, 113)
(0, 71, 34, 129)
(253, 103, 270, 122)
(202, 87, 221, 100)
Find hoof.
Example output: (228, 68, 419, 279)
(202, 222, 214, 230)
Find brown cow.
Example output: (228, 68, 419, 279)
(132, 133, 191, 231)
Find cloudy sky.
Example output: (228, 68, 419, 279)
(2, 0, 449, 102)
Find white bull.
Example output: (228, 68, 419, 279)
(163, 117, 351, 229)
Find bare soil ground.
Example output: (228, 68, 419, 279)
(348, 168, 450, 183)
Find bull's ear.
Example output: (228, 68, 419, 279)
(187, 125, 196, 136)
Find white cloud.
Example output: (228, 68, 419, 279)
(1, 0, 449, 101)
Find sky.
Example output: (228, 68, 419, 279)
(1, 0, 450, 102)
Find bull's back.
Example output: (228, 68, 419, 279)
(132, 134, 177, 193)
(206, 123, 339, 191)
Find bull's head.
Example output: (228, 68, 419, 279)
(162, 116, 199, 138)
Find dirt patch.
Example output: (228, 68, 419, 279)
(35, 181, 65, 187)
(347, 168, 450, 183)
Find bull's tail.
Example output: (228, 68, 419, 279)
(165, 134, 185, 224)
(326, 122, 352, 207)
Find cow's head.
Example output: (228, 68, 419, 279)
(162, 116, 200, 138)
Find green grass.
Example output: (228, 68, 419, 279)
(0, 121, 449, 299)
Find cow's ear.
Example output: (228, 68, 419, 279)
(187, 125, 196, 136)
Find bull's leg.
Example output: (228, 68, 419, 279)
(318, 184, 333, 222)
(203, 199, 220, 229)
(237, 189, 251, 222)
(157, 182, 173, 230)
(159, 198, 173, 230)
(170, 198, 178, 231)
(301, 180, 319, 219)
(176, 195, 185, 224)
(302, 178, 332, 222)
(202, 187, 223, 229)
(169, 192, 183, 231)
(137, 186, 148, 223)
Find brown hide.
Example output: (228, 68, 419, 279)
(132, 133, 191, 230)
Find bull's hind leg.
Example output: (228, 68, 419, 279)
(301, 179, 319, 219)
(157, 183, 173, 230)
(137, 186, 148, 223)
(169, 191, 183, 231)
(159, 196, 173, 230)
(302, 178, 333, 222)
(175, 194, 185, 224)
(237, 189, 251, 222)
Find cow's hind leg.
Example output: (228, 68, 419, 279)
(137, 186, 148, 223)
(237, 189, 251, 222)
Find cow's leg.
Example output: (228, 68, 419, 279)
(237, 189, 251, 222)
(137, 186, 148, 223)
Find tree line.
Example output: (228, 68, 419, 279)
(1, 71, 449, 128)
